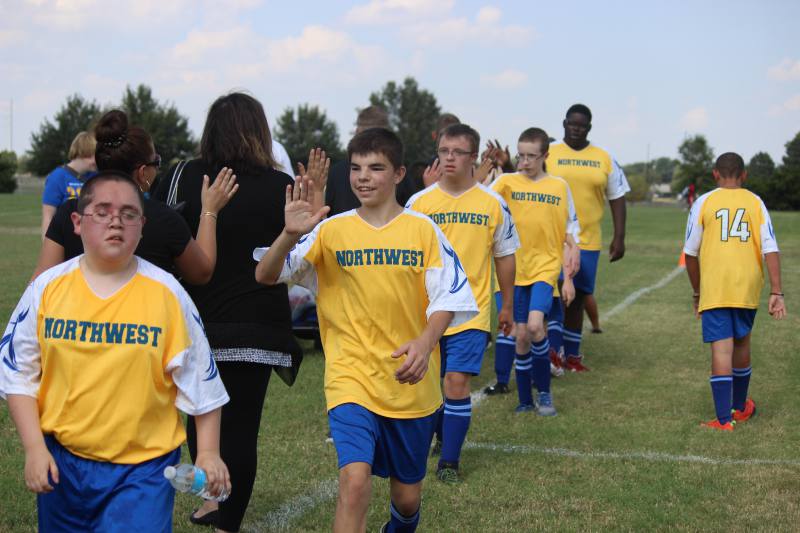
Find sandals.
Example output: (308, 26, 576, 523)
(189, 508, 219, 527)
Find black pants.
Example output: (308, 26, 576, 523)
(187, 361, 272, 532)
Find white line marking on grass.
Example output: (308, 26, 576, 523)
(595, 266, 685, 326)
(246, 479, 339, 532)
(465, 441, 800, 467)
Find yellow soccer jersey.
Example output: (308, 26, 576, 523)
(491, 173, 580, 287)
(546, 142, 629, 251)
(254, 210, 478, 419)
(406, 183, 519, 335)
(0, 258, 229, 464)
(683, 188, 779, 312)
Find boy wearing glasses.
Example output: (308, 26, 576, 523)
(406, 123, 518, 484)
(2, 171, 231, 531)
(545, 103, 630, 372)
(491, 128, 580, 415)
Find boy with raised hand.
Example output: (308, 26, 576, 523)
(683, 152, 786, 431)
(1, 171, 230, 532)
(406, 123, 518, 484)
(254, 128, 477, 532)
(491, 128, 580, 416)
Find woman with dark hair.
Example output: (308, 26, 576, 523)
(153, 92, 302, 533)
(32, 110, 237, 280)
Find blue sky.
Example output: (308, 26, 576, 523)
(1, 0, 799, 166)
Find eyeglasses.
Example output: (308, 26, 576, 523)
(144, 154, 162, 170)
(515, 153, 544, 163)
(81, 209, 144, 226)
(437, 148, 475, 158)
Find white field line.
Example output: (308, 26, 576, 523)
(245, 479, 339, 532)
(465, 441, 800, 467)
(588, 265, 685, 330)
(243, 265, 688, 530)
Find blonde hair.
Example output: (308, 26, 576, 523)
(68, 131, 96, 160)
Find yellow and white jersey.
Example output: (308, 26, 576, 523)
(546, 142, 629, 251)
(405, 183, 519, 335)
(491, 173, 580, 287)
(683, 188, 779, 312)
(0, 257, 229, 464)
(254, 210, 478, 419)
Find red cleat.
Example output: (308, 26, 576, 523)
(702, 419, 735, 431)
(732, 398, 757, 423)
(566, 356, 590, 372)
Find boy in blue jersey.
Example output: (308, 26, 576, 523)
(255, 128, 478, 532)
(2, 171, 230, 532)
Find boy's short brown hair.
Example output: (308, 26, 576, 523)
(347, 127, 404, 169)
(439, 124, 480, 154)
(715, 152, 745, 178)
(68, 131, 96, 160)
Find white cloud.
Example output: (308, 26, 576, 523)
(480, 69, 527, 89)
(345, 0, 455, 25)
(768, 58, 800, 81)
(784, 94, 800, 111)
(404, 6, 532, 47)
(680, 107, 708, 131)
(172, 27, 256, 64)
(0, 29, 27, 47)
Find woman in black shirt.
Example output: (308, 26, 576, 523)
(153, 92, 301, 533)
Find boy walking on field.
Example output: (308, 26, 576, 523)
(683, 152, 786, 431)
(255, 128, 477, 532)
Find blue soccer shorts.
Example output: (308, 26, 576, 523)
(572, 249, 600, 295)
(328, 403, 437, 484)
(38, 435, 180, 533)
(439, 328, 490, 376)
(513, 282, 554, 323)
(701, 307, 757, 343)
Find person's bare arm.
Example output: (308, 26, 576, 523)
(299, 148, 331, 215)
(608, 197, 626, 262)
(684, 254, 700, 317)
(31, 239, 66, 281)
(7, 395, 59, 493)
(392, 310, 454, 385)
(494, 254, 515, 336)
(193, 408, 231, 498)
(40, 205, 56, 241)
(765, 252, 786, 319)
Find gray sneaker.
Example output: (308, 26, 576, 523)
(536, 392, 557, 417)
(436, 463, 460, 484)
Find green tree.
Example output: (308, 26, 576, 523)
(121, 85, 196, 166)
(274, 104, 344, 165)
(652, 157, 679, 184)
(770, 131, 800, 210)
(369, 77, 441, 165)
(745, 151, 775, 201)
(0, 150, 18, 193)
(673, 135, 714, 194)
(625, 172, 650, 202)
(27, 94, 101, 176)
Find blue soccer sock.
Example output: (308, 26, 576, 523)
(440, 397, 471, 466)
(531, 338, 551, 394)
(732, 366, 752, 412)
(547, 297, 564, 355)
(515, 353, 533, 406)
(388, 501, 420, 532)
(563, 327, 582, 359)
(494, 334, 516, 385)
(710, 375, 733, 424)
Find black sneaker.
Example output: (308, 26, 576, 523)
(430, 439, 442, 457)
(483, 382, 510, 395)
(436, 461, 460, 484)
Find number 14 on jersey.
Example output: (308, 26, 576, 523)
(716, 208, 750, 242)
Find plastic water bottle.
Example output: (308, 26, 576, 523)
(163, 464, 229, 502)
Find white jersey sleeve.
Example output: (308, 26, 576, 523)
(758, 198, 779, 254)
(565, 183, 581, 243)
(0, 283, 42, 399)
(606, 157, 631, 200)
(272, 140, 295, 178)
(253, 224, 320, 294)
(165, 290, 229, 416)
(492, 196, 520, 258)
(683, 192, 712, 256)
(424, 225, 479, 328)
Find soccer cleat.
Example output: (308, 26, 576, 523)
(566, 356, 590, 372)
(436, 462, 460, 484)
(536, 392, 557, 417)
(483, 382, 510, 395)
(515, 404, 535, 413)
(325, 430, 334, 444)
(732, 398, 757, 423)
(702, 419, 736, 431)
(549, 348, 564, 377)
(430, 439, 442, 457)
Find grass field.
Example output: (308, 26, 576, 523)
(1, 192, 799, 532)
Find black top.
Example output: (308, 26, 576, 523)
(153, 159, 302, 382)
(324, 159, 420, 216)
(46, 197, 192, 273)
